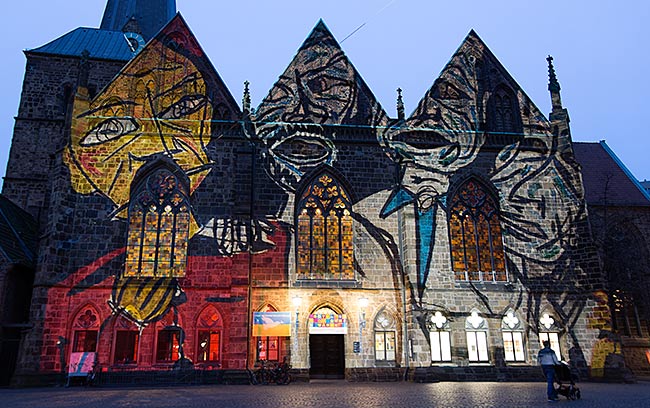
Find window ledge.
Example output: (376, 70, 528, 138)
(454, 280, 515, 292)
(294, 279, 361, 289)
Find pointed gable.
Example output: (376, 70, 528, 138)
(65, 14, 239, 211)
(408, 30, 550, 136)
(255, 20, 387, 128)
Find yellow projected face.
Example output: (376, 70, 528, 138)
(65, 37, 211, 215)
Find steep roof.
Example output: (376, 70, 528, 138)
(407, 30, 550, 134)
(0, 196, 38, 266)
(255, 20, 388, 128)
(28, 27, 134, 61)
(573, 141, 650, 207)
(100, 0, 176, 41)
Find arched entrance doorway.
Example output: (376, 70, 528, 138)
(309, 306, 346, 379)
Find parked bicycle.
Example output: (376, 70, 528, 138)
(251, 358, 291, 385)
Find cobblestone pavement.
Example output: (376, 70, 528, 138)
(2, 381, 650, 408)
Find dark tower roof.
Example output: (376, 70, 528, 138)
(100, 0, 176, 41)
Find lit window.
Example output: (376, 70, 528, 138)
(501, 310, 525, 362)
(112, 316, 139, 365)
(114, 331, 139, 364)
(449, 179, 506, 282)
(255, 304, 283, 362)
(72, 330, 98, 353)
(196, 306, 223, 363)
(539, 312, 562, 360)
(297, 173, 354, 280)
(156, 328, 181, 363)
(125, 168, 190, 278)
(374, 311, 396, 361)
(71, 307, 99, 352)
(466, 310, 489, 362)
(428, 311, 452, 362)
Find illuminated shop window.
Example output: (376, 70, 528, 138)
(125, 168, 190, 278)
(539, 312, 562, 360)
(501, 310, 526, 362)
(196, 306, 222, 363)
(72, 306, 99, 352)
(427, 311, 452, 362)
(256, 304, 282, 362)
(448, 179, 507, 282)
(466, 310, 489, 363)
(113, 316, 139, 364)
(297, 173, 354, 280)
(374, 310, 396, 362)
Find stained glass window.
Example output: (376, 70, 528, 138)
(297, 173, 354, 280)
(125, 168, 190, 278)
(448, 179, 507, 282)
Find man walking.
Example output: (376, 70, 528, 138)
(538, 340, 560, 401)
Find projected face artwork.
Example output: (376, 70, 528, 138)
(65, 21, 212, 217)
(252, 21, 386, 193)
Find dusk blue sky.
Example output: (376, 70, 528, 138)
(1, 1, 648, 190)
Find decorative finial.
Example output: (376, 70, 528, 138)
(396, 88, 405, 121)
(547, 55, 561, 93)
(242, 80, 251, 116)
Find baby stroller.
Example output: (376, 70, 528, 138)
(554, 362, 581, 400)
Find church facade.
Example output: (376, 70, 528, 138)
(2, 0, 648, 385)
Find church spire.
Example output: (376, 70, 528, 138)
(100, 0, 176, 41)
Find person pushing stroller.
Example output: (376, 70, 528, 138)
(538, 340, 560, 401)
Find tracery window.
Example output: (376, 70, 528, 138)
(488, 85, 521, 134)
(113, 316, 139, 365)
(125, 168, 190, 278)
(72, 306, 100, 353)
(297, 173, 354, 280)
(155, 313, 182, 363)
(501, 310, 526, 362)
(538, 312, 562, 360)
(374, 310, 397, 362)
(448, 179, 507, 282)
(466, 310, 489, 363)
(427, 311, 452, 362)
(196, 306, 223, 364)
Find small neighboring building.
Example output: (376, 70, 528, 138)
(574, 141, 650, 376)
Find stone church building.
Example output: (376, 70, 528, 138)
(1, 0, 649, 385)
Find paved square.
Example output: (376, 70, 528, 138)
(1, 381, 650, 408)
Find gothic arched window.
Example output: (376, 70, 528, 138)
(296, 173, 354, 280)
(196, 305, 223, 364)
(488, 85, 521, 135)
(71, 305, 100, 353)
(125, 168, 190, 278)
(448, 179, 506, 282)
(374, 310, 397, 362)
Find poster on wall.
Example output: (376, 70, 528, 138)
(68, 352, 96, 377)
(309, 313, 348, 334)
(252, 312, 292, 336)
